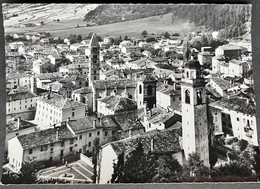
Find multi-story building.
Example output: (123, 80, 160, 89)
(34, 93, 87, 129)
(215, 44, 243, 60)
(6, 73, 31, 90)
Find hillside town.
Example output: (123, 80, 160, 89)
(2, 14, 259, 183)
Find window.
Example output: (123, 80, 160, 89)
(70, 147, 73, 152)
(61, 141, 64, 147)
(89, 133, 92, 137)
(50, 148, 53, 153)
(70, 139, 74, 145)
(79, 149, 82, 153)
(50, 143, 54, 147)
(139, 85, 142, 94)
(197, 89, 202, 104)
(147, 85, 153, 95)
(186, 71, 189, 78)
(149, 123, 151, 128)
(237, 117, 239, 121)
(105, 131, 108, 136)
(72, 112, 75, 117)
(29, 149, 33, 154)
(172, 97, 175, 101)
(97, 131, 100, 136)
(185, 90, 190, 104)
(41, 145, 48, 151)
(88, 142, 91, 147)
(25, 105, 27, 108)
(79, 135, 82, 140)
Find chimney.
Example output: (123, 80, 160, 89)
(151, 138, 154, 152)
(246, 98, 250, 104)
(67, 117, 70, 122)
(11, 114, 15, 121)
(190, 55, 194, 60)
(173, 83, 176, 90)
(17, 117, 21, 130)
(93, 119, 96, 129)
(153, 104, 156, 108)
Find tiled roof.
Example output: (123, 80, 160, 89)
(6, 72, 30, 80)
(147, 106, 176, 125)
(229, 59, 247, 65)
(112, 110, 144, 131)
(39, 93, 86, 109)
(17, 125, 74, 150)
(100, 95, 137, 113)
(157, 84, 181, 96)
(92, 79, 137, 90)
(184, 60, 201, 69)
(167, 101, 182, 113)
(211, 77, 236, 90)
(109, 125, 182, 156)
(68, 116, 101, 134)
(209, 96, 256, 115)
(219, 44, 243, 51)
(36, 72, 63, 80)
(6, 119, 37, 133)
(73, 87, 92, 94)
(7, 90, 36, 102)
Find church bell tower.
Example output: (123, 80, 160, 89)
(88, 33, 101, 84)
(181, 60, 209, 167)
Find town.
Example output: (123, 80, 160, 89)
(2, 4, 260, 184)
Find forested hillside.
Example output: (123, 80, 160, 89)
(171, 5, 251, 38)
(84, 4, 251, 39)
(84, 4, 175, 25)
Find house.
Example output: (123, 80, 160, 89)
(212, 56, 226, 73)
(34, 93, 87, 129)
(66, 116, 113, 154)
(215, 44, 243, 60)
(72, 86, 93, 111)
(207, 77, 240, 97)
(13, 33, 25, 39)
(6, 60, 17, 74)
(31, 72, 63, 91)
(103, 37, 113, 45)
(121, 46, 141, 54)
(59, 62, 89, 76)
(138, 41, 149, 48)
(210, 97, 258, 146)
(128, 58, 152, 69)
(9, 42, 24, 50)
(47, 52, 64, 66)
(156, 83, 181, 110)
(142, 50, 152, 58)
(119, 40, 133, 49)
(32, 34, 41, 42)
(39, 38, 50, 44)
(105, 57, 125, 69)
(6, 73, 31, 90)
(33, 59, 56, 74)
(8, 124, 75, 172)
(197, 51, 214, 65)
(228, 59, 250, 77)
(5, 117, 37, 152)
(98, 125, 183, 184)
(143, 106, 181, 132)
(6, 88, 37, 115)
(97, 95, 137, 116)
(70, 43, 81, 51)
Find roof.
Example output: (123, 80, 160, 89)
(229, 59, 247, 66)
(109, 125, 182, 156)
(73, 87, 92, 94)
(36, 72, 63, 80)
(17, 125, 74, 150)
(100, 95, 137, 113)
(184, 60, 201, 69)
(6, 72, 30, 80)
(147, 106, 177, 126)
(157, 84, 181, 96)
(68, 116, 102, 134)
(211, 77, 236, 90)
(39, 93, 86, 109)
(6, 119, 37, 133)
(218, 44, 243, 51)
(92, 79, 137, 90)
(138, 73, 157, 82)
(89, 33, 100, 47)
(209, 96, 256, 115)
(168, 101, 182, 113)
(7, 90, 36, 102)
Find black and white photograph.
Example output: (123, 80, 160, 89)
(1, 3, 260, 185)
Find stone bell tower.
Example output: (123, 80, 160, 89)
(181, 60, 209, 167)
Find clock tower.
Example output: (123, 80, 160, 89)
(88, 33, 100, 84)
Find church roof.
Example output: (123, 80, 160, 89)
(184, 60, 201, 69)
(89, 33, 100, 47)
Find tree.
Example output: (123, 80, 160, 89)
(141, 30, 148, 37)
(164, 32, 170, 39)
(5, 34, 14, 42)
(2, 159, 38, 184)
(77, 35, 82, 42)
(57, 19, 60, 23)
(92, 137, 100, 183)
(124, 35, 129, 40)
(184, 153, 209, 177)
(111, 152, 124, 183)
(146, 37, 156, 43)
